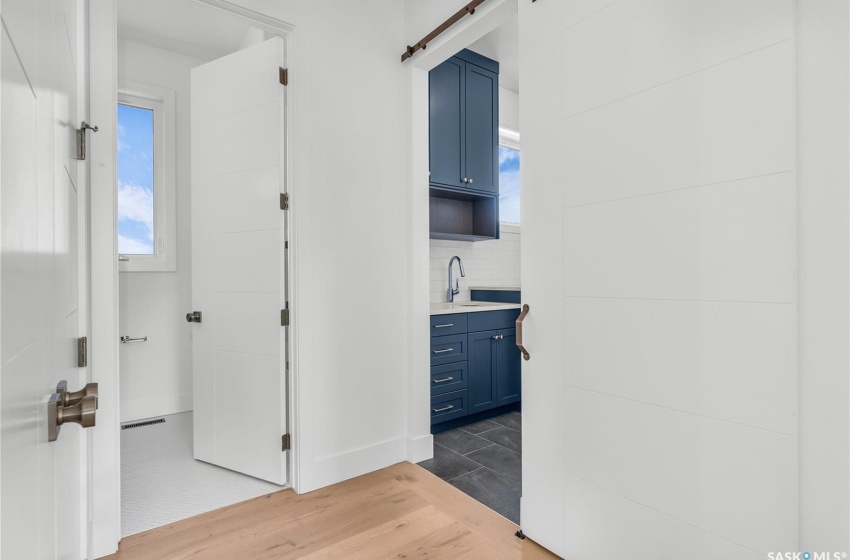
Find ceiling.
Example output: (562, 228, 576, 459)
(467, 16, 519, 93)
(117, 0, 255, 61)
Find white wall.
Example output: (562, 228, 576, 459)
(116, 39, 204, 422)
(429, 226, 520, 303)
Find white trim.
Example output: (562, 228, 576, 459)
(89, 1, 122, 555)
(406, 434, 434, 464)
(499, 126, 520, 150)
(311, 437, 407, 490)
(117, 79, 177, 272)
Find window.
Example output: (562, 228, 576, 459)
(499, 127, 520, 225)
(117, 80, 176, 271)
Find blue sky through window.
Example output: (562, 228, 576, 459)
(117, 103, 155, 255)
(499, 145, 520, 224)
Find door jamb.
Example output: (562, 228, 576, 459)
(404, 0, 518, 464)
(87, 1, 299, 556)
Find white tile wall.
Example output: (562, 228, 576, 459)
(429, 223, 521, 303)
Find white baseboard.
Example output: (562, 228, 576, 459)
(120, 392, 192, 423)
(406, 433, 434, 464)
(308, 436, 407, 492)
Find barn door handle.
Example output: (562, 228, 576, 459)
(516, 304, 530, 361)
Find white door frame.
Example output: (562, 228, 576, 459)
(87, 1, 300, 556)
(403, 0, 518, 476)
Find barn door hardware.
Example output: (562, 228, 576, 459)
(76, 121, 99, 160)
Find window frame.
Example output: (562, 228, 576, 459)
(117, 79, 177, 272)
(498, 126, 521, 227)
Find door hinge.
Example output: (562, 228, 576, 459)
(280, 193, 289, 210)
(77, 336, 87, 368)
(282, 433, 291, 451)
(76, 121, 99, 161)
(279, 67, 288, 86)
(281, 307, 290, 326)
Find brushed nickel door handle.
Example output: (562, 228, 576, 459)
(516, 304, 530, 361)
(56, 380, 99, 408)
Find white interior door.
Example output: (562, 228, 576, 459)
(191, 36, 288, 485)
(519, 1, 797, 558)
(1, 0, 87, 557)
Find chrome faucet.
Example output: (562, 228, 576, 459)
(447, 255, 466, 302)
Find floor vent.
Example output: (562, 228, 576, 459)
(122, 418, 166, 430)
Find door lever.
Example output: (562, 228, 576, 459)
(186, 311, 202, 323)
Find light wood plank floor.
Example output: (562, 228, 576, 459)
(103, 461, 559, 560)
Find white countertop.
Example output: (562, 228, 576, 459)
(468, 286, 521, 292)
(430, 301, 522, 316)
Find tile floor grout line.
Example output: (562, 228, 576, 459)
(445, 466, 486, 483)
(461, 442, 496, 456)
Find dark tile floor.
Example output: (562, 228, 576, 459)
(417, 412, 522, 523)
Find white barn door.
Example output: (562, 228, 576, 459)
(519, 1, 797, 558)
(1, 0, 88, 557)
(190, 37, 288, 485)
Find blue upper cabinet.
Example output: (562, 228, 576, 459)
(463, 63, 498, 194)
(429, 50, 499, 195)
(429, 57, 465, 189)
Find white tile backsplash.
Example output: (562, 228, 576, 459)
(429, 224, 521, 303)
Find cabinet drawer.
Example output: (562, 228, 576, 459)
(430, 313, 468, 337)
(430, 390, 468, 424)
(430, 334, 467, 366)
(468, 308, 521, 333)
(430, 362, 468, 396)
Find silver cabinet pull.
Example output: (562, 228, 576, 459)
(492, 335, 504, 340)
(433, 323, 454, 328)
(432, 348, 454, 354)
(120, 336, 148, 344)
(432, 377, 454, 383)
(432, 405, 454, 413)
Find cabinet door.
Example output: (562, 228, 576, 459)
(429, 57, 465, 189)
(495, 328, 521, 405)
(468, 330, 498, 413)
(463, 63, 499, 194)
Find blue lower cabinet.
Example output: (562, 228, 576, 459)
(495, 328, 521, 406)
(468, 330, 498, 414)
(431, 390, 468, 424)
(429, 310, 522, 427)
(430, 362, 468, 395)
(430, 333, 467, 366)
